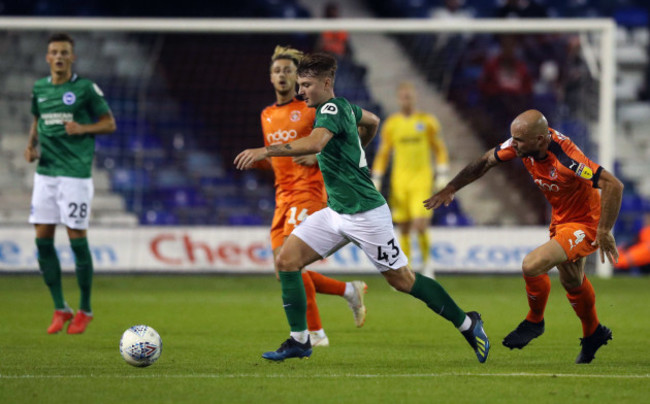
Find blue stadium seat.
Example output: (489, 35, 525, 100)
(140, 210, 179, 225)
(228, 214, 264, 226)
(614, 7, 649, 28)
(153, 168, 192, 190)
(127, 133, 164, 155)
(111, 168, 151, 192)
(155, 188, 207, 208)
(621, 194, 644, 214)
(186, 150, 224, 177)
(214, 195, 249, 209)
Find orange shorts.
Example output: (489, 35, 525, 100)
(550, 222, 598, 262)
(270, 198, 327, 250)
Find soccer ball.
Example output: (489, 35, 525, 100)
(119, 325, 162, 367)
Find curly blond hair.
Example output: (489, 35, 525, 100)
(270, 45, 303, 70)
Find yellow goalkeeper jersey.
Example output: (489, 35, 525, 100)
(372, 111, 448, 188)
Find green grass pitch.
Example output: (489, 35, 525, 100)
(1, 274, 649, 403)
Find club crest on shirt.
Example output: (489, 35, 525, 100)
(415, 122, 424, 131)
(576, 163, 593, 180)
(549, 167, 557, 179)
(62, 92, 76, 105)
(290, 110, 301, 122)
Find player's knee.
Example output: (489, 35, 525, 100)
(522, 254, 544, 277)
(275, 250, 298, 272)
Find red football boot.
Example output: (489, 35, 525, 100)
(47, 309, 74, 334)
(67, 311, 93, 334)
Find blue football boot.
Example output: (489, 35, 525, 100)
(262, 337, 312, 361)
(461, 311, 490, 363)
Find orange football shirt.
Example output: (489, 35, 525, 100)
(494, 128, 602, 228)
(260, 98, 325, 203)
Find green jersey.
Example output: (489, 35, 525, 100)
(31, 74, 111, 178)
(314, 97, 385, 214)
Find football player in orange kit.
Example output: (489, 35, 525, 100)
(259, 46, 367, 347)
(425, 109, 623, 364)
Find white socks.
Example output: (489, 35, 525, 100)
(457, 315, 472, 332)
(290, 330, 309, 344)
(343, 282, 354, 299)
(310, 329, 326, 338)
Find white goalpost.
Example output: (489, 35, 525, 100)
(0, 18, 616, 277)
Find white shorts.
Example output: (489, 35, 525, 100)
(29, 173, 94, 229)
(292, 203, 409, 272)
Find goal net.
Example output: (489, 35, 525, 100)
(0, 18, 615, 276)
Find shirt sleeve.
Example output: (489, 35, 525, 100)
(557, 137, 603, 188)
(314, 101, 343, 135)
(494, 137, 517, 162)
(351, 103, 362, 124)
(87, 81, 111, 118)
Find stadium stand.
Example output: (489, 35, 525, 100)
(363, 0, 650, 242)
(0, 0, 401, 227)
(1, 0, 648, 243)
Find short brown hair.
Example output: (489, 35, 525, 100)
(48, 32, 74, 48)
(297, 52, 337, 81)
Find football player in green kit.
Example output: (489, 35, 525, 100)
(235, 52, 490, 363)
(24, 33, 116, 334)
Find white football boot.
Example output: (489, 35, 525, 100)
(345, 280, 367, 328)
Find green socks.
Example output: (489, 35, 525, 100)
(409, 272, 466, 327)
(36, 238, 65, 310)
(71, 237, 94, 313)
(279, 271, 307, 332)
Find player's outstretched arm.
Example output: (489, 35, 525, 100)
(424, 148, 498, 210)
(24, 116, 39, 163)
(358, 109, 380, 147)
(592, 169, 624, 264)
(235, 128, 333, 170)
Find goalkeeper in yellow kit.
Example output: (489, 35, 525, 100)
(372, 81, 449, 278)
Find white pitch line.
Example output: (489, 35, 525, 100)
(1, 372, 649, 380)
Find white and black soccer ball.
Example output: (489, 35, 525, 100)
(119, 325, 162, 367)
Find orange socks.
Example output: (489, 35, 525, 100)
(524, 273, 599, 337)
(301, 271, 322, 332)
(524, 274, 551, 323)
(566, 276, 599, 337)
(302, 270, 348, 332)
(306, 270, 346, 296)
